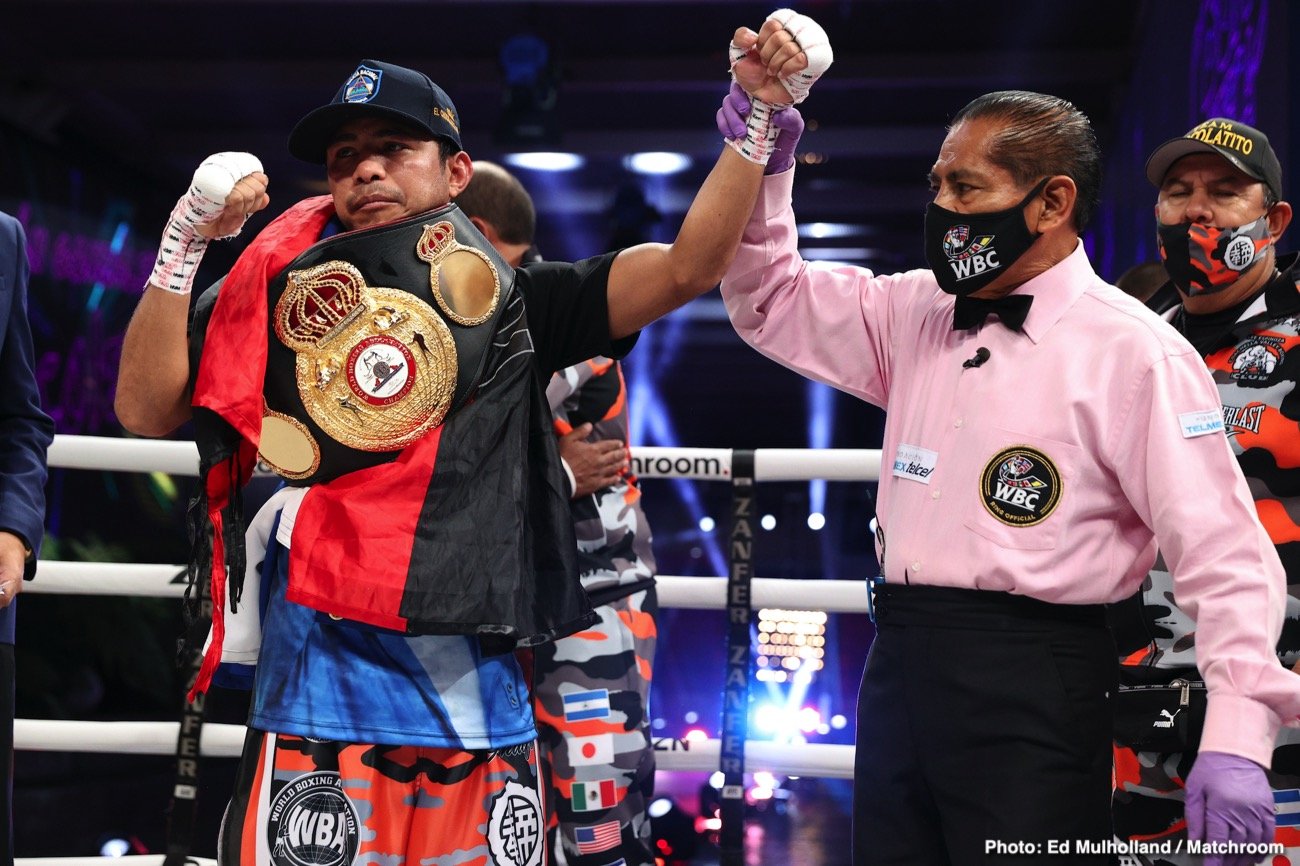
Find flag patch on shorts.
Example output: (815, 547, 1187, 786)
(572, 778, 618, 811)
(575, 820, 621, 853)
(1276, 789, 1300, 827)
(563, 688, 611, 722)
(569, 732, 615, 766)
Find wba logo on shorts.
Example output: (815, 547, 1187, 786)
(266, 772, 359, 866)
(979, 446, 1061, 526)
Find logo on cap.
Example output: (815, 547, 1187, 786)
(1185, 119, 1254, 159)
(432, 105, 459, 133)
(343, 65, 382, 104)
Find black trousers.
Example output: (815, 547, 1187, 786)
(853, 585, 1116, 866)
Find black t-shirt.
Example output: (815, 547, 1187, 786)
(512, 252, 637, 373)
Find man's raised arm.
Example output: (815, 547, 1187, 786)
(115, 153, 269, 436)
(604, 9, 831, 339)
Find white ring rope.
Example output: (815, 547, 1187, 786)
(18, 852, 215, 858)
(25, 565, 870, 612)
(26, 434, 871, 790)
(48, 435, 884, 481)
(13, 719, 853, 779)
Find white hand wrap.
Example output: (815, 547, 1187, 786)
(725, 96, 782, 166)
(147, 152, 263, 295)
(766, 8, 833, 106)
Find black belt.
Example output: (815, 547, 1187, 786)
(870, 582, 1107, 630)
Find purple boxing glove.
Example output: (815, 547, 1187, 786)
(1185, 751, 1275, 866)
(716, 81, 805, 174)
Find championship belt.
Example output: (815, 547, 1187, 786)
(259, 203, 512, 485)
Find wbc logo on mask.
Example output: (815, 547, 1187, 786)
(942, 225, 1000, 281)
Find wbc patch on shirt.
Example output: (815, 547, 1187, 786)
(892, 443, 938, 484)
(980, 446, 1061, 527)
(1178, 409, 1225, 439)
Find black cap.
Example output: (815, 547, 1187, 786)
(1146, 118, 1283, 200)
(288, 60, 462, 164)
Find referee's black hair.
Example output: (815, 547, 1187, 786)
(953, 91, 1102, 232)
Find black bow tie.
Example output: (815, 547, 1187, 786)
(951, 293, 1034, 332)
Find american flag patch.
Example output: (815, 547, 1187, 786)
(575, 820, 621, 854)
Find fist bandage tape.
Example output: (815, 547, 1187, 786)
(187, 152, 265, 229)
(766, 9, 832, 105)
(729, 9, 833, 107)
(148, 152, 263, 294)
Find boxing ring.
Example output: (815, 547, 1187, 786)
(19, 434, 882, 866)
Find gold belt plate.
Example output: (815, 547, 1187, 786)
(268, 260, 457, 461)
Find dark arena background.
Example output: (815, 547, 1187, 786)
(0, 1, 1294, 863)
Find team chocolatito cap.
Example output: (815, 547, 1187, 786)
(1145, 117, 1283, 200)
(288, 59, 462, 164)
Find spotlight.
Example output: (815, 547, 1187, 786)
(624, 152, 692, 175)
(100, 839, 131, 858)
(807, 512, 826, 531)
(503, 152, 584, 172)
(698, 516, 716, 533)
(798, 222, 864, 239)
(648, 797, 675, 818)
(760, 514, 777, 530)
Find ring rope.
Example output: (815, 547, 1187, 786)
(12, 720, 854, 779)
(18, 852, 215, 858)
(24, 565, 871, 612)
(47, 435, 884, 481)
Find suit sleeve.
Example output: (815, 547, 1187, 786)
(0, 215, 54, 577)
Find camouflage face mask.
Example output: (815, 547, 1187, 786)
(1156, 216, 1272, 296)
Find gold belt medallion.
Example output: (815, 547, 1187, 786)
(416, 221, 501, 326)
(267, 260, 457, 461)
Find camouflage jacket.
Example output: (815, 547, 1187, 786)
(546, 358, 656, 603)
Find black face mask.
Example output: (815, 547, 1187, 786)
(924, 178, 1049, 296)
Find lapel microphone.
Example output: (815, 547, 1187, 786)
(962, 347, 991, 369)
